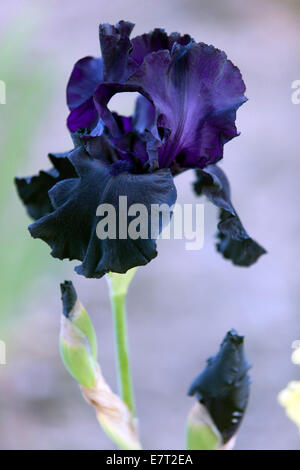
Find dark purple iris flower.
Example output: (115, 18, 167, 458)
(15, 21, 266, 278)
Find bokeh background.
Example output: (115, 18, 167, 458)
(0, 0, 300, 450)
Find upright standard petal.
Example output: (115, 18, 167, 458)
(99, 20, 135, 82)
(66, 57, 103, 132)
(193, 165, 266, 266)
(126, 42, 247, 169)
(67, 57, 103, 111)
(94, 41, 246, 171)
(130, 28, 192, 66)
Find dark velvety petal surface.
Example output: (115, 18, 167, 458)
(188, 329, 251, 444)
(217, 211, 267, 266)
(29, 147, 177, 278)
(193, 165, 266, 266)
(15, 169, 60, 220)
(15, 152, 77, 220)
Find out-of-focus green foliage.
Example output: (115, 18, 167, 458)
(0, 14, 53, 324)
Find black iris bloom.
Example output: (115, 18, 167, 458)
(15, 21, 266, 278)
(188, 329, 251, 444)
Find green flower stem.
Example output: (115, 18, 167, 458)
(107, 268, 137, 418)
(110, 293, 136, 417)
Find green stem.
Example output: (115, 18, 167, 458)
(110, 292, 136, 417)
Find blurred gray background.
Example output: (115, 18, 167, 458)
(0, 0, 300, 450)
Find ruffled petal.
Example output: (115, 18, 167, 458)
(188, 329, 251, 444)
(130, 28, 192, 66)
(99, 20, 136, 82)
(193, 165, 266, 266)
(14, 152, 77, 220)
(217, 211, 267, 267)
(28, 147, 177, 278)
(93, 82, 161, 169)
(67, 22, 245, 170)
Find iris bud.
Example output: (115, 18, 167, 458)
(187, 329, 251, 450)
(60, 281, 98, 388)
(59, 280, 141, 450)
